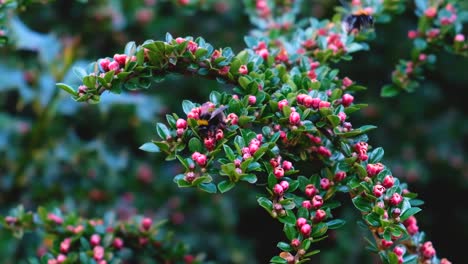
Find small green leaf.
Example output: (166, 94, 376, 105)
(139, 142, 160, 153)
(188, 138, 202, 153)
(182, 100, 196, 115)
(381, 84, 400, 97)
(56, 83, 77, 95)
(257, 197, 273, 213)
(325, 219, 346, 229)
(199, 183, 217, 193)
(352, 196, 372, 212)
(400, 207, 422, 221)
(277, 242, 292, 251)
(218, 180, 235, 193)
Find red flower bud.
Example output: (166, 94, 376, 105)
(342, 77, 353, 87)
(238, 65, 248, 75)
(141, 217, 152, 230)
(366, 163, 384, 177)
(341, 94, 354, 107)
(291, 238, 301, 247)
(60, 238, 71, 253)
(389, 193, 403, 206)
(373, 184, 386, 197)
(296, 217, 307, 228)
(382, 175, 394, 188)
(305, 184, 317, 197)
(296, 94, 306, 104)
(227, 113, 238, 125)
(408, 30, 418, 39)
(421, 241, 436, 259)
(273, 184, 284, 196)
(113, 237, 124, 250)
(302, 200, 312, 210)
(455, 34, 465, 42)
(334, 171, 346, 182)
(279, 180, 289, 191)
(314, 209, 327, 222)
(99, 58, 110, 72)
(289, 111, 301, 125)
(113, 54, 127, 66)
(176, 118, 187, 129)
(300, 224, 311, 236)
(393, 246, 404, 256)
(248, 95, 257, 105)
(320, 178, 331, 190)
(196, 154, 207, 167)
(278, 99, 288, 111)
(424, 7, 437, 18)
(93, 246, 104, 261)
(318, 101, 330, 109)
(108, 61, 120, 72)
(312, 195, 323, 208)
(90, 234, 101, 246)
(381, 239, 393, 248)
(282, 160, 293, 171)
(274, 167, 284, 179)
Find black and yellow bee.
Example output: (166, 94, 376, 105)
(197, 103, 227, 137)
(340, 1, 374, 33)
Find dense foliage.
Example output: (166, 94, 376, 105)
(0, 0, 467, 263)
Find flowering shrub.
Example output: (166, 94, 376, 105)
(1, 0, 467, 263)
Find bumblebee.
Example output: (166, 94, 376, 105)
(342, 9, 374, 33)
(340, 0, 374, 33)
(197, 103, 227, 137)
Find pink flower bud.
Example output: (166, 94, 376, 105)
(342, 77, 353, 87)
(196, 154, 207, 167)
(273, 184, 284, 196)
(289, 111, 301, 125)
(300, 224, 311, 236)
(93, 246, 105, 261)
(314, 209, 327, 222)
(455, 34, 465, 42)
(108, 61, 120, 72)
(187, 41, 198, 53)
(382, 175, 394, 188)
(175, 37, 186, 44)
(408, 30, 418, 39)
(5, 216, 17, 225)
(421, 241, 436, 259)
(248, 95, 257, 105)
(303, 95, 313, 107)
(291, 238, 301, 247)
(282, 160, 293, 171)
(257, 48, 269, 60)
(191, 152, 201, 161)
(441, 259, 452, 264)
(341, 94, 354, 107)
(381, 239, 393, 248)
(424, 7, 437, 18)
(274, 167, 284, 179)
(113, 54, 127, 66)
(113, 237, 124, 250)
(373, 184, 386, 197)
(48, 260, 58, 264)
(407, 223, 419, 235)
(318, 146, 331, 157)
(215, 129, 224, 140)
(318, 101, 330, 109)
(305, 184, 317, 197)
(238, 65, 248, 75)
(419, 53, 427, 61)
(393, 246, 404, 256)
(47, 213, 63, 225)
(278, 99, 288, 111)
(204, 137, 216, 150)
(218, 66, 230, 75)
(366, 163, 384, 177)
(279, 180, 289, 191)
(141, 217, 152, 230)
(60, 238, 71, 253)
(185, 171, 196, 182)
(90, 234, 101, 246)
(337, 112, 347, 122)
(176, 119, 187, 129)
(334, 171, 346, 182)
(211, 50, 221, 60)
(296, 94, 306, 104)
(312, 195, 323, 208)
(227, 113, 238, 125)
(296, 217, 307, 227)
(57, 254, 67, 263)
(302, 200, 312, 210)
(320, 178, 331, 190)
(389, 193, 403, 206)
(99, 59, 111, 71)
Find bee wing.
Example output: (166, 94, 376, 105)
(209, 105, 228, 120)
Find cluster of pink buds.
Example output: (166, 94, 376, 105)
(296, 217, 312, 237)
(420, 241, 436, 260)
(254, 41, 269, 60)
(273, 180, 289, 196)
(393, 246, 405, 264)
(270, 156, 293, 179)
(99, 54, 135, 74)
(176, 118, 188, 137)
(440, 4, 458, 25)
(255, 0, 271, 18)
(47, 213, 63, 225)
(191, 152, 207, 167)
(296, 94, 330, 109)
(175, 37, 199, 54)
(47, 254, 67, 264)
(327, 34, 346, 54)
(403, 215, 419, 235)
(354, 141, 369, 161)
(366, 163, 384, 177)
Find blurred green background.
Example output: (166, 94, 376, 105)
(0, 0, 466, 263)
